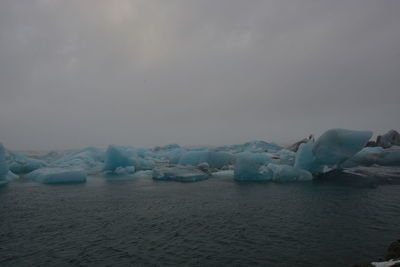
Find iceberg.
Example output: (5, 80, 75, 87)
(313, 128, 372, 166)
(267, 163, 313, 182)
(52, 147, 104, 171)
(0, 144, 9, 181)
(103, 145, 155, 172)
(277, 149, 296, 166)
(0, 145, 9, 186)
(27, 168, 86, 184)
(103, 145, 136, 171)
(294, 129, 372, 173)
(8, 151, 47, 174)
(152, 165, 210, 182)
(233, 152, 273, 181)
(178, 151, 235, 169)
(294, 141, 323, 173)
(343, 146, 400, 167)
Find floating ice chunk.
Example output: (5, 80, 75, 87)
(267, 163, 313, 182)
(234, 152, 273, 181)
(130, 157, 155, 171)
(342, 146, 400, 167)
(295, 129, 372, 173)
(27, 168, 86, 184)
(163, 148, 187, 164)
(8, 151, 47, 174)
(52, 147, 104, 171)
(103, 145, 155, 172)
(313, 128, 372, 166)
(0, 144, 9, 182)
(277, 149, 296, 166)
(103, 145, 136, 171)
(178, 151, 235, 169)
(294, 141, 323, 173)
(152, 165, 210, 182)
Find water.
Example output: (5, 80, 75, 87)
(1, 175, 399, 266)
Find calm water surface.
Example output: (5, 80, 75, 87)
(1, 175, 399, 266)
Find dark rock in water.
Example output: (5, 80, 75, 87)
(314, 166, 400, 188)
(386, 240, 400, 260)
(376, 130, 400, 149)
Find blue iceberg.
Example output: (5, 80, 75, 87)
(267, 163, 313, 182)
(53, 147, 104, 171)
(178, 151, 235, 169)
(233, 152, 273, 181)
(343, 146, 400, 167)
(0, 144, 10, 185)
(27, 168, 86, 184)
(103, 145, 155, 173)
(8, 151, 47, 174)
(295, 129, 372, 173)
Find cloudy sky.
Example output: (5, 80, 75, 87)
(0, 0, 399, 150)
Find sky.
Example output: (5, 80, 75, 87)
(0, 0, 399, 150)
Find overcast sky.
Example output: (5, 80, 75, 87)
(0, 0, 399, 150)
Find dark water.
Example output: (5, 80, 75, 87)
(1, 175, 399, 267)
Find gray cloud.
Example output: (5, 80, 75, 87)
(0, 0, 399, 150)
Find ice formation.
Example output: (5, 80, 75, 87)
(277, 149, 296, 166)
(27, 168, 86, 184)
(8, 151, 47, 174)
(294, 129, 372, 173)
(234, 152, 273, 181)
(0, 144, 18, 186)
(267, 163, 313, 182)
(0, 144, 9, 185)
(103, 145, 155, 172)
(1, 127, 398, 185)
(343, 146, 400, 167)
(178, 151, 235, 169)
(153, 165, 210, 182)
(52, 147, 104, 170)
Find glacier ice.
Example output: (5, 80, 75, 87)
(52, 147, 104, 171)
(267, 163, 313, 182)
(313, 128, 372, 166)
(295, 129, 372, 173)
(178, 151, 235, 169)
(234, 152, 273, 181)
(0, 144, 9, 180)
(294, 140, 323, 174)
(103, 145, 136, 171)
(152, 165, 210, 182)
(8, 151, 47, 174)
(0, 144, 10, 185)
(103, 145, 155, 173)
(343, 146, 400, 167)
(27, 168, 86, 184)
(277, 149, 296, 166)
